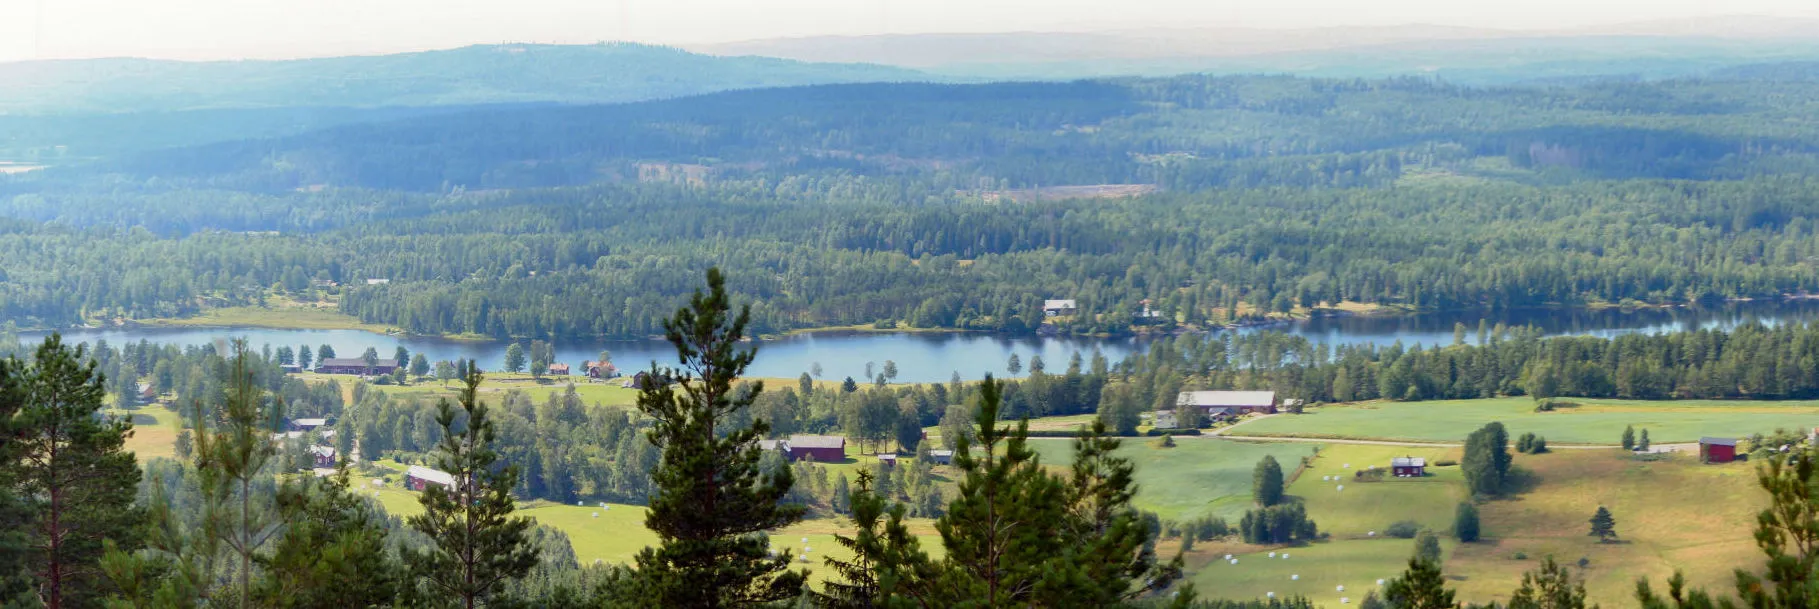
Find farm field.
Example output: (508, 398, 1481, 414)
(1183, 443, 1464, 606)
(138, 297, 396, 334)
(1231, 398, 1819, 444)
(110, 403, 183, 461)
(367, 483, 943, 582)
(303, 372, 643, 409)
(1028, 437, 1320, 522)
(1447, 449, 1765, 607)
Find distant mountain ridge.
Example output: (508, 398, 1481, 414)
(689, 17, 1819, 82)
(0, 43, 934, 115)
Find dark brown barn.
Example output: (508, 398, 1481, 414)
(786, 435, 847, 462)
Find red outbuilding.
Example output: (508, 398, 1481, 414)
(786, 435, 848, 462)
(1700, 437, 1737, 463)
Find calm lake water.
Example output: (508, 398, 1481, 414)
(22, 299, 1819, 384)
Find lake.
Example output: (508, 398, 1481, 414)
(21, 299, 1819, 384)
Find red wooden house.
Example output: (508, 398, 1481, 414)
(1391, 456, 1426, 477)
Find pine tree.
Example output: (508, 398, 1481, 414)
(632, 268, 806, 607)
(406, 363, 539, 609)
(1383, 557, 1456, 609)
(1588, 506, 1618, 543)
(5, 335, 143, 608)
(197, 340, 285, 608)
(1639, 429, 1651, 451)
(832, 474, 852, 515)
(1507, 556, 1589, 609)
(256, 466, 402, 607)
(1622, 425, 1636, 451)
(1254, 455, 1285, 507)
(1454, 502, 1480, 543)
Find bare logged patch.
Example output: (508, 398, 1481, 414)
(1447, 450, 1765, 606)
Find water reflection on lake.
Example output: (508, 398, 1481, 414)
(22, 299, 1819, 383)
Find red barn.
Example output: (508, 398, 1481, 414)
(1391, 456, 1426, 477)
(1700, 437, 1737, 464)
(786, 435, 847, 462)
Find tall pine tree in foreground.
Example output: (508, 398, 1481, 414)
(814, 470, 929, 609)
(6, 335, 142, 608)
(407, 363, 538, 609)
(633, 268, 806, 607)
(198, 340, 284, 608)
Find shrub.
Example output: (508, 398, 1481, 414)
(1514, 551, 1528, 560)
(1433, 459, 1457, 467)
(1385, 520, 1421, 539)
(1154, 435, 1176, 448)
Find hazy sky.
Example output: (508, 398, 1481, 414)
(2, 0, 1817, 63)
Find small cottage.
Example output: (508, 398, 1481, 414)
(309, 445, 338, 468)
(1043, 299, 1079, 317)
(548, 362, 570, 376)
(1701, 437, 1738, 464)
(405, 465, 457, 492)
(1391, 456, 1426, 477)
(878, 453, 899, 467)
(928, 449, 954, 465)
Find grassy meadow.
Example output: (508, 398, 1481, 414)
(1232, 398, 1819, 444)
(110, 403, 184, 461)
(1029, 437, 1321, 522)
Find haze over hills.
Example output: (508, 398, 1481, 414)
(0, 42, 932, 115)
(689, 16, 1819, 81)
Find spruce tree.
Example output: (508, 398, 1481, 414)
(814, 471, 928, 608)
(407, 363, 539, 608)
(1621, 425, 1636, 451)
(1254, 455, 1286, 507)
(1454, 502, 1480, 543)
(1383, 557, 1456, 609)
(1588, 506, 1618, 543)
(632, 268, 806, 607)
(1415, 531, 1443, 564)
(1639, 429, 1651, 451)
(5, 335, 143, 608)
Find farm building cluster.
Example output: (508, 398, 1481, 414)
(1152, 390, 1279, 428)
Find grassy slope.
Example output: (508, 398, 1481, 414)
(111, 403, 183, 462)
(1233, 398, 1819, 444)
(303, 372, 643, 410)
(1029, 438, 1321, 522)
(1448, 450, 1765, 607)
(1183, 443, 1465, 607)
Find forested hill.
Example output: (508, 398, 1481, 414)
(6, 70, 1819, 338)
(0, 43, 931, 115)
(52, 71, 1819, 194)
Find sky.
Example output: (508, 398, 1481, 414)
(2, 0, 1817, 63)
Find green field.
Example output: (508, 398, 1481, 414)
(1232, 398, 1819, 444)
(109, 404, 184, 461)
(304, 372, 643, 410)
(1029, 438, 1320, 522)
(139, 298, 396, 334)
(366, 483, 943, 582)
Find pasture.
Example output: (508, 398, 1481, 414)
(1028, 437, 1320, 522)
(109, 404, 183, 461)
(1231, 398, 1819, 444)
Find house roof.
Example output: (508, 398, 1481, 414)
(929, 450, 955, 457)
(292, 418, 328, 428)
(788, 435, 847, 449)
(318, 358, 398, 368)
(1044, 299, 1077, 309)
(407, 465, 456, 486)
(878, 453, 898, 462)
(1391, 457, 1427, 467)
(759, 440, 784, 451)
(1177, 391, 1276, 408)
(549, 363, 570, 373)
(309, 445, 337, 458)
(1701, 437, 1738, 446)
